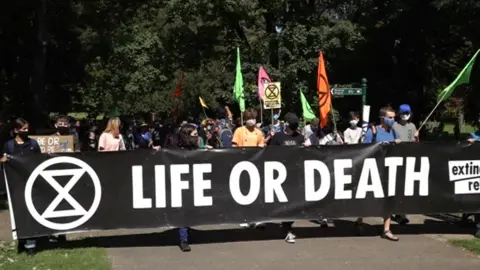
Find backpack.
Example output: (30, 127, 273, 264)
(7, 139, 38, 154)
(214, 120, 233, 148)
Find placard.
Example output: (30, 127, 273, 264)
(30, 135, 74, 153)
(263, 82, 282, 109)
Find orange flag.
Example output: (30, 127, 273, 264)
(317, 52, 331, 128)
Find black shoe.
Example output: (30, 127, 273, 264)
(180, 242, 191, 252)
(392, 215, 409, 225)
(57, 235, 67, 243)
(354, 221, 365, 236)
(26, 248, 36, 256)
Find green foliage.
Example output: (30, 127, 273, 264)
(0, 241, 110, 270)
(1, 0, 480, 123)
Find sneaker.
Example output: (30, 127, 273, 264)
(319, 219, 329, 228)
(179, 242, 191, 252)
(285, 232, 296, 244)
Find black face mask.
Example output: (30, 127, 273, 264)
(57, 127, 70, 135)
(18, 131, 29, 140)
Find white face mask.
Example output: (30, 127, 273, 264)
(245, 119, 256, 127)
(400, 114, 411, 121)
(349, 120, 358, 127)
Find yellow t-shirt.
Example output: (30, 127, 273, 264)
(232, 126, 265, 147)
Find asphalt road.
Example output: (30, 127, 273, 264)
(1, 210, 479, 270)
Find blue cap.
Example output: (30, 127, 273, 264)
(399, 104, 411, 114)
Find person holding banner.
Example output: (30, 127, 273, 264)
(1, 118, 41, 256)
(53, 115, 80, 152)
(362, 106, 401, 241)
(98, 117, 127, 152)
(269, 112, 305, 243)
(232, 108, 265, 148)
(164, 123, 202, 252)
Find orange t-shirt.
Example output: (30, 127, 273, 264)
(232, 126, 265, 147)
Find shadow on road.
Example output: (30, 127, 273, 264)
(34, 218, 476, 252)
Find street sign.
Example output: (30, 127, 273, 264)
(331, 88, 363, 97)
(263, 82, 282, 109)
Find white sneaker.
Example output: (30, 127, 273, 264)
(285, 232, 296, 243)
(319, 219, 329, 228)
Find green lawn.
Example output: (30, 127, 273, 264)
(449, 239, 480, 255)
(0, 241, 111, 270)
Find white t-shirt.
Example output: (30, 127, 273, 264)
(343, 127, 362, 144)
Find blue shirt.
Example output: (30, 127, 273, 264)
(363, 125, 396, 144)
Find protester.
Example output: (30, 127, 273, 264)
(1, 118, 40, 256)
(164, 124, 200, 252)
(98, 117, 126, 152)
(86, 123, 99, 151)
(232, 108, 265, 147)
(213, 107, 233, 148)
(390, 104, 419, 225)
(393, 104, 418, 142)
(53, 115, 80, 152)
(151, 121, 163, 148)
(268, 112, 305, 243)
(343, 111, 362, 144)
(465, 129, 480, 238)
(362, 106, 401, 241)
(303, 118, 319, 141)
(134, 121, 153, 149)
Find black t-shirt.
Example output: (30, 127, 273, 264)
(269, 131, 304, 146)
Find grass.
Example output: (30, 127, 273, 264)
(449, 239, 480, 255)
(0, 241, 111, 270)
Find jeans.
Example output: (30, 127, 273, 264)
(179, 227, 188, 243)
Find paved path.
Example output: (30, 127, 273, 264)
(1, 209, 479, 269)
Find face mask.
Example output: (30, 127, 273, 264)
(57, 126, 70, 135)
(349, 120, 358, 127)
(273, 114, 279, 120)
(18, 131, 29, 140)
(383, 117, 395, 127)
(400, 114, 411, 121)
(245, 119, 256, 127)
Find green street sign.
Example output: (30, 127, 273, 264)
(331, 88, 363, 96)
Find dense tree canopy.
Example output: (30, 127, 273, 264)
(1, 0, 479, 126)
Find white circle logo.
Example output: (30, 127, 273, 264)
(24, 156, 102, 231)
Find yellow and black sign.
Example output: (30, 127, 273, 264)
(263, 82, 281, 109)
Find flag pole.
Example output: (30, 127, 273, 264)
(259, 98, 264, 124)
(202, 106, 208, 119)
(418, 99, 443, 132)
(271, 109, 274, 126)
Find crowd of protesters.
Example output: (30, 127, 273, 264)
(1, 103, 480, 255)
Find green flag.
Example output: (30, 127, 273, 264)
(233, 47, 245, 112)
(300, 89, 316, 121)
(438, 49, 480, 102)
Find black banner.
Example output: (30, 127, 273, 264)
(4, 142, 480, 239)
